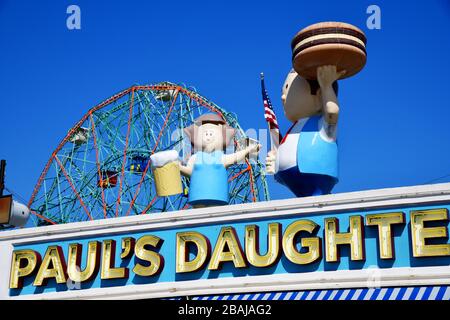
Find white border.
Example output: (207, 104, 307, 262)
(9, 266, 450, 300)
(1, 183, 450, 300)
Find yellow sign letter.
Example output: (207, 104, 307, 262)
(67, 241, 100, 282)
(133, 235, 164, 277)
(411, 209, 450, 257)
(34, 246, 67, 286)
(101, 239, 128, 280)
(325, 216, 365, 262)
(366, 212, 405, 259)
(245, 223, 281, 267)
(176, 231, 210, 273)
(10, 249, 41, 289)
(208, 227, 246, 270)
(282, 220, 321, 265)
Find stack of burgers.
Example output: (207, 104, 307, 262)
(291, 21, 367, 80)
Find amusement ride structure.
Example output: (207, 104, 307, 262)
(26, 82, 269, 227)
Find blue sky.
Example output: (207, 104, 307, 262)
(0, 0, 449, 204)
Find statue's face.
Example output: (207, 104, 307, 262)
(195, 123, 223, 152)
(281, 71, 321, 122)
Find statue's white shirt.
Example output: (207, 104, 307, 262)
(277, 119, 307, 172)
(276, 116, 337, 173)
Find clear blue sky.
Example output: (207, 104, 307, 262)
(1, 0, 450, 203)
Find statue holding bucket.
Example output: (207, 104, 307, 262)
(179, 114, 261, 208)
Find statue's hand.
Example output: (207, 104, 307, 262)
(265, 150, 277, 174)
(250, 143, 262, 154)
(178, 159, 193, 177)
(317, 65, 346, 88)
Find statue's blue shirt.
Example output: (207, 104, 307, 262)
(188, 150, 229, 206)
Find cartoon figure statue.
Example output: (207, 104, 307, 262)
(180, 114, 261, 207)
(263, 21, 367, 197)
(265, 66, 344, 197)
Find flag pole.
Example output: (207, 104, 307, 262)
(261, 72, 275, 153)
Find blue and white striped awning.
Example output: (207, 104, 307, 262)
(167, 286, 450, 300)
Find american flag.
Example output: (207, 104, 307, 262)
(261, 73, 282, 145)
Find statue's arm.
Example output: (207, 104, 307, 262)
(321, 85, 340, 125)
(317, 65, 346, 126)
(222, 144, 261, 168)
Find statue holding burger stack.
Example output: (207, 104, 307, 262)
(265, 22, 367, 197)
